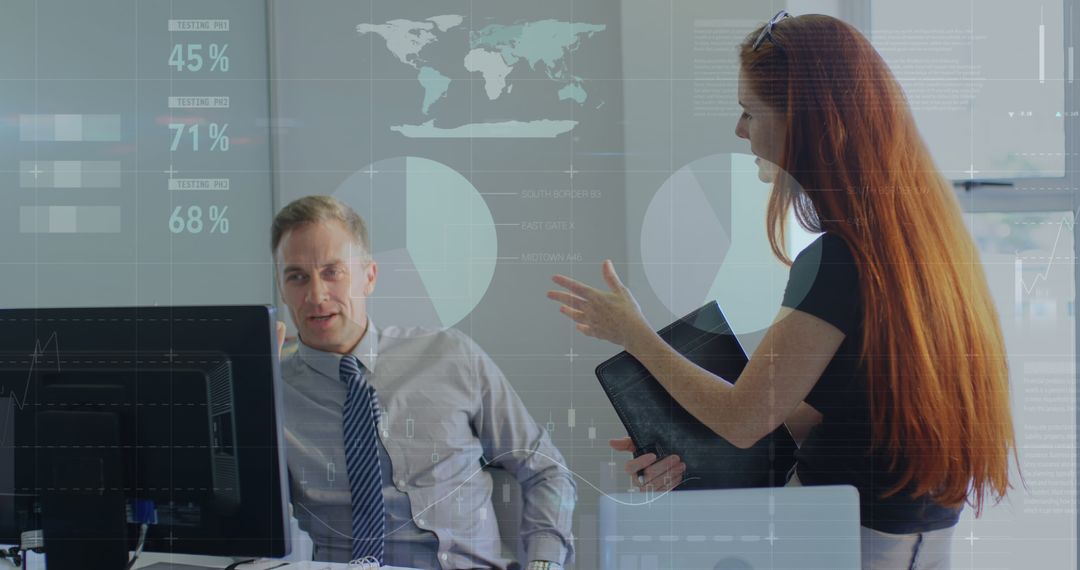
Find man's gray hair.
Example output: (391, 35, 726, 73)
(271, 195, 370, 256)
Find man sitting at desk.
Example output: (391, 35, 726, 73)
(273, 195, 575, 569)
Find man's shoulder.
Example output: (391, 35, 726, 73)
(278, 345, 309, 385)
(379, 325, 485, 358)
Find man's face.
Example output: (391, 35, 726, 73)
(276, 219, 377, 355)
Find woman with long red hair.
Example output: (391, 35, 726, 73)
(548, 11, 1016, 569)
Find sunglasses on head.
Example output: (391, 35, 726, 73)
(752, 10, 792, 51)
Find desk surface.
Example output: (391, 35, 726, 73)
(133, 554, 418, 570)
(5, 514, 418, 569)
(9, 549, 417, 570)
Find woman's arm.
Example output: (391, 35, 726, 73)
(549, 262, 843, 449)
(626, 306, 842, 448)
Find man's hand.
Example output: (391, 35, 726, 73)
(609, 437, 685, 493)
(276, 320, 287, 362)
(525, 561, 563, 570)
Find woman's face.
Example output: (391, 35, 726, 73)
(735, 71, 786, 183)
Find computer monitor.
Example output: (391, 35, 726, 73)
(0, 305, 291, 569)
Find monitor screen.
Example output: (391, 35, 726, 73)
(0, 305, 289, 561)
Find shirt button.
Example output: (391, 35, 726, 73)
(418, 518, 426, 526)
(440, 553, 448, 562)
(398, 479, 406, 488)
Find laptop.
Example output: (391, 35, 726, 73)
(598, 486, 861, 570)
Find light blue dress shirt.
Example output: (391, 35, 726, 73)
(282, 320, 576, 569)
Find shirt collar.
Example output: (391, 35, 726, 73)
(296, 318, 380, 382)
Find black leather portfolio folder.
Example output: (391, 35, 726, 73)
(595, 301, 796, 490)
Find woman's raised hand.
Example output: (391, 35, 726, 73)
(547, 260, 652, 351)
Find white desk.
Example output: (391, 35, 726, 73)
(133, 554, 417, 569)
(11, 550, 416, 570)
(5, 516, 418, 569)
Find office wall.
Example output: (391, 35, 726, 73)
(268, 1, 627, 567)
(7, 0, 1068, 567)
(0, 0, 275, 309)
(269, 2, 843, 566)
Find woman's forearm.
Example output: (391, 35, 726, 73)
(626, 328, 757, 448)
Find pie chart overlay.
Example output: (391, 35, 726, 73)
(334, 157, 497, 330)
(641, 153, 817, 336)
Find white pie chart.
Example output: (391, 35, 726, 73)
(334, 157, 498, 330)
(641, 153, 818, 336)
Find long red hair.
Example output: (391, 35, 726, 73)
(740, 14, 1015, 514)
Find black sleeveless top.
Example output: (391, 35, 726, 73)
(781, 232, 961, 534)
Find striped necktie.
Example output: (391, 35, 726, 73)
(340, 355, 385, 564)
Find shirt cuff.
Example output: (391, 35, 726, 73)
(525, 532, 570, 566)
